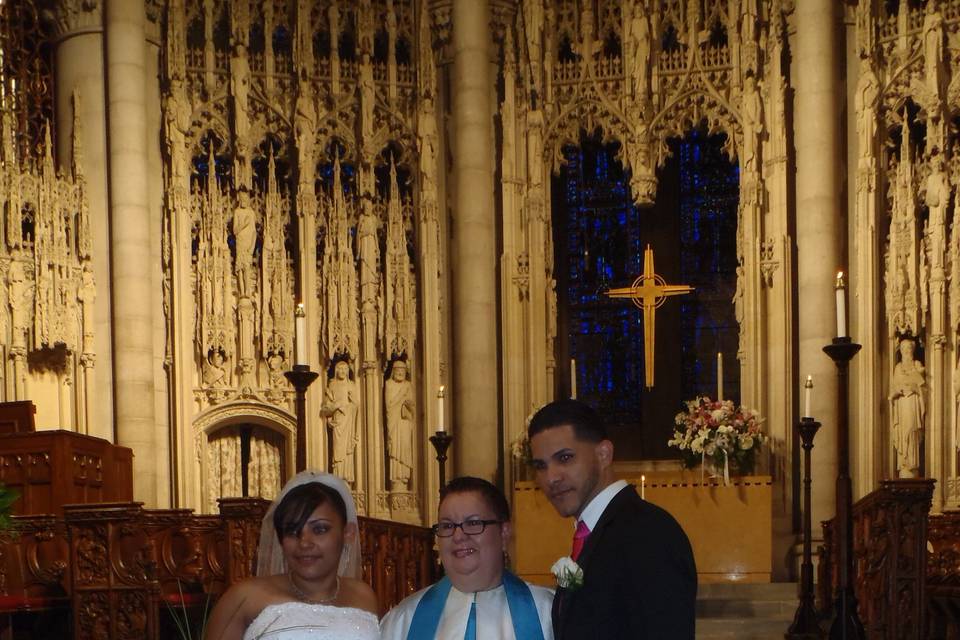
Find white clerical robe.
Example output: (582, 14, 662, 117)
(380, 581, 555, 640)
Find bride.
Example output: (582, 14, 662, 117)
(204, 471, 380, 639)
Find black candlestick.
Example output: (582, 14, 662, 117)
(284, 364, 319, 472)
(822, 337, 865, 640)
(429, 431, 453, 489)
(787, 417, 823, 639)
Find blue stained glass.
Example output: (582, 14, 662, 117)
(558, 129, 739, 456)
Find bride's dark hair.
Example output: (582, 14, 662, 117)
(273, 481, 348, 541)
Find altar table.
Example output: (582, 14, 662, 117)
(512, 474, 772, 586)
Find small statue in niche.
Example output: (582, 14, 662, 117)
(385, 358, 415, 490)
(202, 348, 227, 387)
(233, 187, 257, 297)
(627, 3, 651, 103)
(739, 73, 763, 174)
(890, 337, 926, 478)
(321, 359, 360, 485)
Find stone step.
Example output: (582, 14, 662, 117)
(698, 581, 798, 600)
(696, 616, 798, 639)
(696, 582, 801, 638)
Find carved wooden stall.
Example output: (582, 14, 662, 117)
(927, 511, 960, 639)
(818, 479, 934, 639)
(0, 430, 133, 516)
(0, 498, 436, 639)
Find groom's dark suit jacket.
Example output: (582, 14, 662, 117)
(552, 484, 697, 640)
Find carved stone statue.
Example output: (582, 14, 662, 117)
(294, 79, 317, 191)
(740, 74, 763, 173)
(78, 263, 95, 353)
(357, 202, 380, 359)
(923, 8, 944, 103)
(628, 3, 651, 102)
(231, 42, 252, 183)
(890, 338, 925, 478)
(385, 359, 415, 490)
(237, 295, 255, 364)
(233, 187, 256, 296)
(202, 349, 227, 387)
(7, 259, 25, 348)
(321, 360, 360, 485)
(359, 54, 376, 152)
(926, 152, 950, 271)
(854, 65, 879, 159)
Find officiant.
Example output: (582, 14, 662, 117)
(380, 476, 555, 639)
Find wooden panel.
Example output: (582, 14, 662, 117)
(513, 474, 773, 586)
(0, 431, 133, 515)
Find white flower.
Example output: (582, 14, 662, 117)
(739, 435, 755, 450)
(551, 556, 584, 590)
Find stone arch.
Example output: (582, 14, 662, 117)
(193, 401, 297, 512)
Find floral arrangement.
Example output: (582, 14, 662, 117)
(551, 556, 584, 590)
(510, 432, 532, 466)
(510, 404, 546, 468)
(667, 397, 766, 478)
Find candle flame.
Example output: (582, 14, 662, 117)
(805, 374, 813, 388)
(295, 302, 305, 317)
(835, 271, 845, 289)
(438, 385, 445, 398)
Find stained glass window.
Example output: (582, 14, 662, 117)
(555, 129, 739, 459)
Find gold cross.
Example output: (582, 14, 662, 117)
(605, 245, 693, 389)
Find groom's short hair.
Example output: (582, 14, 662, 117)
(441, 476, 510, 522)
(274, 482, 348, 540)
(527, 399, 607, 443)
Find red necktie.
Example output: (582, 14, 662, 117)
(571, 520, 590, 561)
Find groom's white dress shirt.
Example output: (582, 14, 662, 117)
(380, 581, 555, 640)
(577, 479, 629, 532)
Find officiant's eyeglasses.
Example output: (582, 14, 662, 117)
(432, 519, 502, 537)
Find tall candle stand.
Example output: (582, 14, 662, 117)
(786, 417, 823, 640)
(285, 364, 319, 472)
(429, 431, 453, 489)
(822, 337, 865, 640)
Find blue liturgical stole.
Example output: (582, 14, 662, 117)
(406, 571, 545, 640)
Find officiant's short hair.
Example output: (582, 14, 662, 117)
(527, 399, 607, 443)
(440, 476, 510, 522)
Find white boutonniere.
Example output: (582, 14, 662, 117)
(551, 556, 584, 590)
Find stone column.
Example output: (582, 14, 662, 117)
(450, 0, 498, 481)
(795, 0, 843, 528)
(51, 0, 114, 442)
(145, 8, 170, 507)
(105, 0, 158, 505)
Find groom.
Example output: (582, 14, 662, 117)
(528, 400, 697, 639)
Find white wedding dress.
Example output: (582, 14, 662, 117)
(243, 602, 380, 639)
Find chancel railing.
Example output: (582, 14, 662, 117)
(0, 498, 438, 639)
(818, 479, 934, 639)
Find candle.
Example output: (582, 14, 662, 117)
(295, 303, 307, 365)
(641, 474, 646, 500)
(835, 271, 847, 338)
(570, 358, 577, 399)
(804, 375, 813, 418)
(716, 352, 723, 402)
(437, 386, 446, 432)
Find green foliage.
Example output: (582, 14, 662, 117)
(0, 483, 19, 532)
(164, 581, 212, 640)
